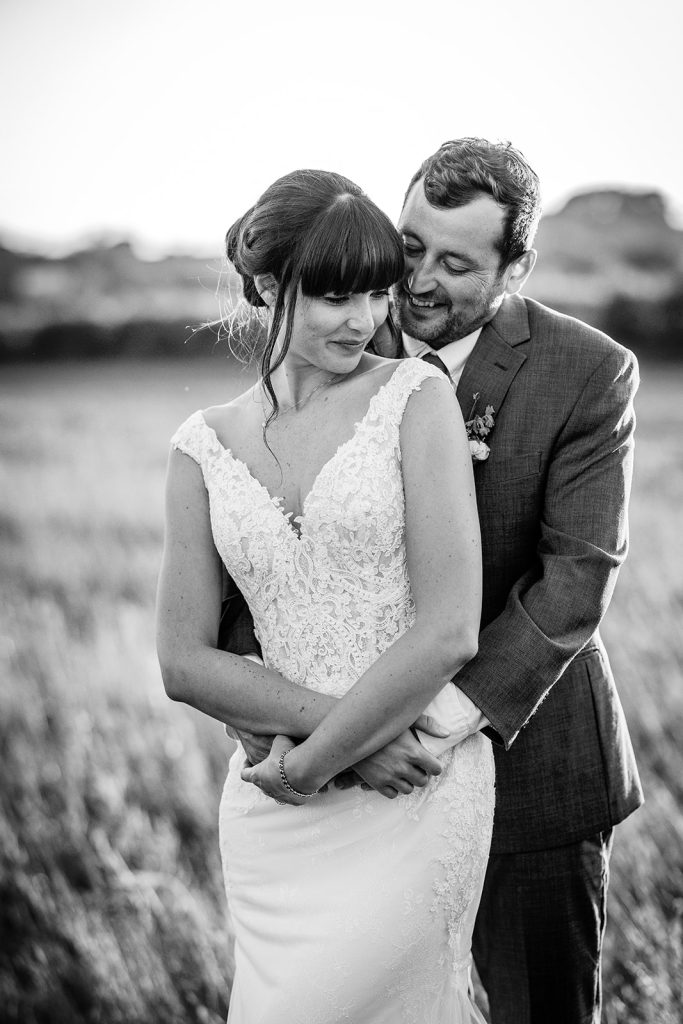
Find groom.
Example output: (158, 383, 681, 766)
(223, 138, 643, 1023)
(375, 138, 643, 1023)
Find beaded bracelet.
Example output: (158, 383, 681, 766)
(278, 750, 317, 800)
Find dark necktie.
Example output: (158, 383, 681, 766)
(420, 351, 450, 377)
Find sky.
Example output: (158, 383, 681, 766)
(1, 0, 681, 257)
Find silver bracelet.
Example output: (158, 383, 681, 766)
(278, 750, 316, 799)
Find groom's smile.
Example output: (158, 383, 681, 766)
(405, 291, 442, 309)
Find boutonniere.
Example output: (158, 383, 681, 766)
(466, 393, 495, 462)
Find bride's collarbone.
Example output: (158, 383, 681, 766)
(256, 415, 351, 477)
(224, 411, 358, 514)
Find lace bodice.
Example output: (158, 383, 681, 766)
(171, 358, 444, 696)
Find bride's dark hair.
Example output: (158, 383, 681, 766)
(225, 169, 403, 429)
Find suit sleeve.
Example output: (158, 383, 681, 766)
(456, 345, 639, 749)
(216, 568, 262, 657)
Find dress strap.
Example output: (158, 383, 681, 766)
(372, 357, 447, 434)
(170, 410, 214, 467)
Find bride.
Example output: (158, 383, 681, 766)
(156, 169, 494, 1023)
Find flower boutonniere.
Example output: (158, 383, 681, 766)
(466, 393, 495, 462)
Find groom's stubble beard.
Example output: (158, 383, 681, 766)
(392, 277, 505, 350)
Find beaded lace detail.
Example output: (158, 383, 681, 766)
(172, 358, 494, 1022)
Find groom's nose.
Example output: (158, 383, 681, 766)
(407, 257, 436, 295)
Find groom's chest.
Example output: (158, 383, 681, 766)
(457, 360, 566, 523)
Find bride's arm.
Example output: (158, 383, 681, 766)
(255, 375, 481, 796)
(156, 447, 337, 735)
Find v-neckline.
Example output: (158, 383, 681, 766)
(197, 367, 399, 541)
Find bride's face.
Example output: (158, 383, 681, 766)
(284, 287, 390, 373)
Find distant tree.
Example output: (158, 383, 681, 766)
(30, 322, 116, 360)
(603, 291, 683, 359)
(0, 319, 250, 362)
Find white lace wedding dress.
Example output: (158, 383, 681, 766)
(171, 358, 495, 1024)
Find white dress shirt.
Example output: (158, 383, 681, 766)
(402, 327, 482, 387)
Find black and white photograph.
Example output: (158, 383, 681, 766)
(1, 1, 681, 1022)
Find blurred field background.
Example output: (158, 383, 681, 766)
(1, 186, 682, 1023)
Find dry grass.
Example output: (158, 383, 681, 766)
(0, 358, 681, 1023)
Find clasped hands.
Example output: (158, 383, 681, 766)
(231, 714, 448, 806)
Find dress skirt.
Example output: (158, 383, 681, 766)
(220, 733, 494, 1024)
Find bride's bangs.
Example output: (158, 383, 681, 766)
(299, 198, 403, 297)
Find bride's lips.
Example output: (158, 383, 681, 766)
(331, 337, 371, 348)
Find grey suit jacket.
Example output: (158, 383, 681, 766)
(389, 294, 643, 853)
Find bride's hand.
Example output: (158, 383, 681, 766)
(240, 735, 317, 806)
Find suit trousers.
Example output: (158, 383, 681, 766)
(472, 830, 613, 1024)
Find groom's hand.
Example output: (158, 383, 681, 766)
(224, 724, 275, 766)
(350, 728, 442, 800)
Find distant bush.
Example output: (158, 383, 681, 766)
(0, 319, 245, 363)
(602, 293, 683, 360)
(0, 297, 681, 363)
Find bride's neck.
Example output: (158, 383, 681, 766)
(266, 360, 344, 412)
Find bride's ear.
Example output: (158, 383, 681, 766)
(253, 273, 278, 308)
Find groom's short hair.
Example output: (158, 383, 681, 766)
(405, 138, 542, 268)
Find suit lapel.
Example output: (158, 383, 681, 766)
(455, 295, 529, 422)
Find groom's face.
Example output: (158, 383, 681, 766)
(394, 181, 510, 348)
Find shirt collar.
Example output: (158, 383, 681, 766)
(402, 327, 483, 377)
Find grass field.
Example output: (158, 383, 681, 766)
(1, 357, 682, 1023)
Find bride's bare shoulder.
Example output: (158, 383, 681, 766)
(356, 354, 402, 388)
(202, 385, 260, 441)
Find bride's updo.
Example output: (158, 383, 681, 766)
(224, 169, 403, 423)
